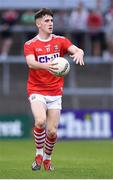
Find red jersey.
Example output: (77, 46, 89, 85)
(24, 34, 72, 96)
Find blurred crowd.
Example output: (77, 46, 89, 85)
(0, 0, 113, 61)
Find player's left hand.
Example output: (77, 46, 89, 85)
(70, 50, 84, 66)
(48, 61, 59, 73)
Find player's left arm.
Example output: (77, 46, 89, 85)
(68, 45, 85, 66)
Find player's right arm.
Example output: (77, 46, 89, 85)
(24, 41, 58, 72)
(26, 54, 58, 72)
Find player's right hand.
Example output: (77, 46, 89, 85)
(42, 62, 59, 73)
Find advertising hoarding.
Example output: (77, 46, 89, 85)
(0, 110, 112, 139)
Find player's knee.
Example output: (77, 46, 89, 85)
(47, 128, 57, 138)
(35, 118, 46, 129)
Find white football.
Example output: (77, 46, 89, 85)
(51, 57, 70, 76)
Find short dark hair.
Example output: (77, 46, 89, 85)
(34, 8, 53, 20)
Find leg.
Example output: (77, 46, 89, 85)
(30, 99, 47, 170)
(31, 99, 47, 129)
(46, 109, 60, 138)
(43, 109, 61, 171)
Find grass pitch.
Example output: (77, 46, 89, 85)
(0, 139, 112, 179)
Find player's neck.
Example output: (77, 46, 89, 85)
(37, 33, 52, 41)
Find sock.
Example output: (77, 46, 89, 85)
(44, 134, 57, 160)
(33, 127, 46, 156)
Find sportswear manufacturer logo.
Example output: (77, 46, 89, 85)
(38, 53, 60, 63)
(36, 48, 43, 52)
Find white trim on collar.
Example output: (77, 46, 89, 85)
(37, 34, 52, 42)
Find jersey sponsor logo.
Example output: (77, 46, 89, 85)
(38, 53, 60, 63)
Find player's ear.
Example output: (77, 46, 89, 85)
(36, 19, 41, 28)
(37, 23, 41, 28)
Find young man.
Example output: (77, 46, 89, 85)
(24, 8, 84, 171)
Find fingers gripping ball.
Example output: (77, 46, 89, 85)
(51, 57, 70, 76)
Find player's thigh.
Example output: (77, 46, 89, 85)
(30, 100, 47, 122)
(46, 109, 61, 130)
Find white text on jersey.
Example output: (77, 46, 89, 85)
(38, 53, 60, 63)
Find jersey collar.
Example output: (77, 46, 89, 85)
(36, 34, 52, 42)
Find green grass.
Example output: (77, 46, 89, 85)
(0, 139, 113, 179)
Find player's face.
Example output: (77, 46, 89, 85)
(37, 15, 53, 34)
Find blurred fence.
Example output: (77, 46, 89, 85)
(0, 56, 113, 96)
(0, 56, 113, 113)
(0, 20, 113, 112)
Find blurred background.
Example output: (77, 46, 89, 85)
(0, 0, 113, 140)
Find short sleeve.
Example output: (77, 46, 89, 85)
(24, 42, 34, 57)
(61, 37, 73, 53)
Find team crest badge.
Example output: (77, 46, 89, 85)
(54, 45, 59, 52)
(31, 95, 36, 101)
